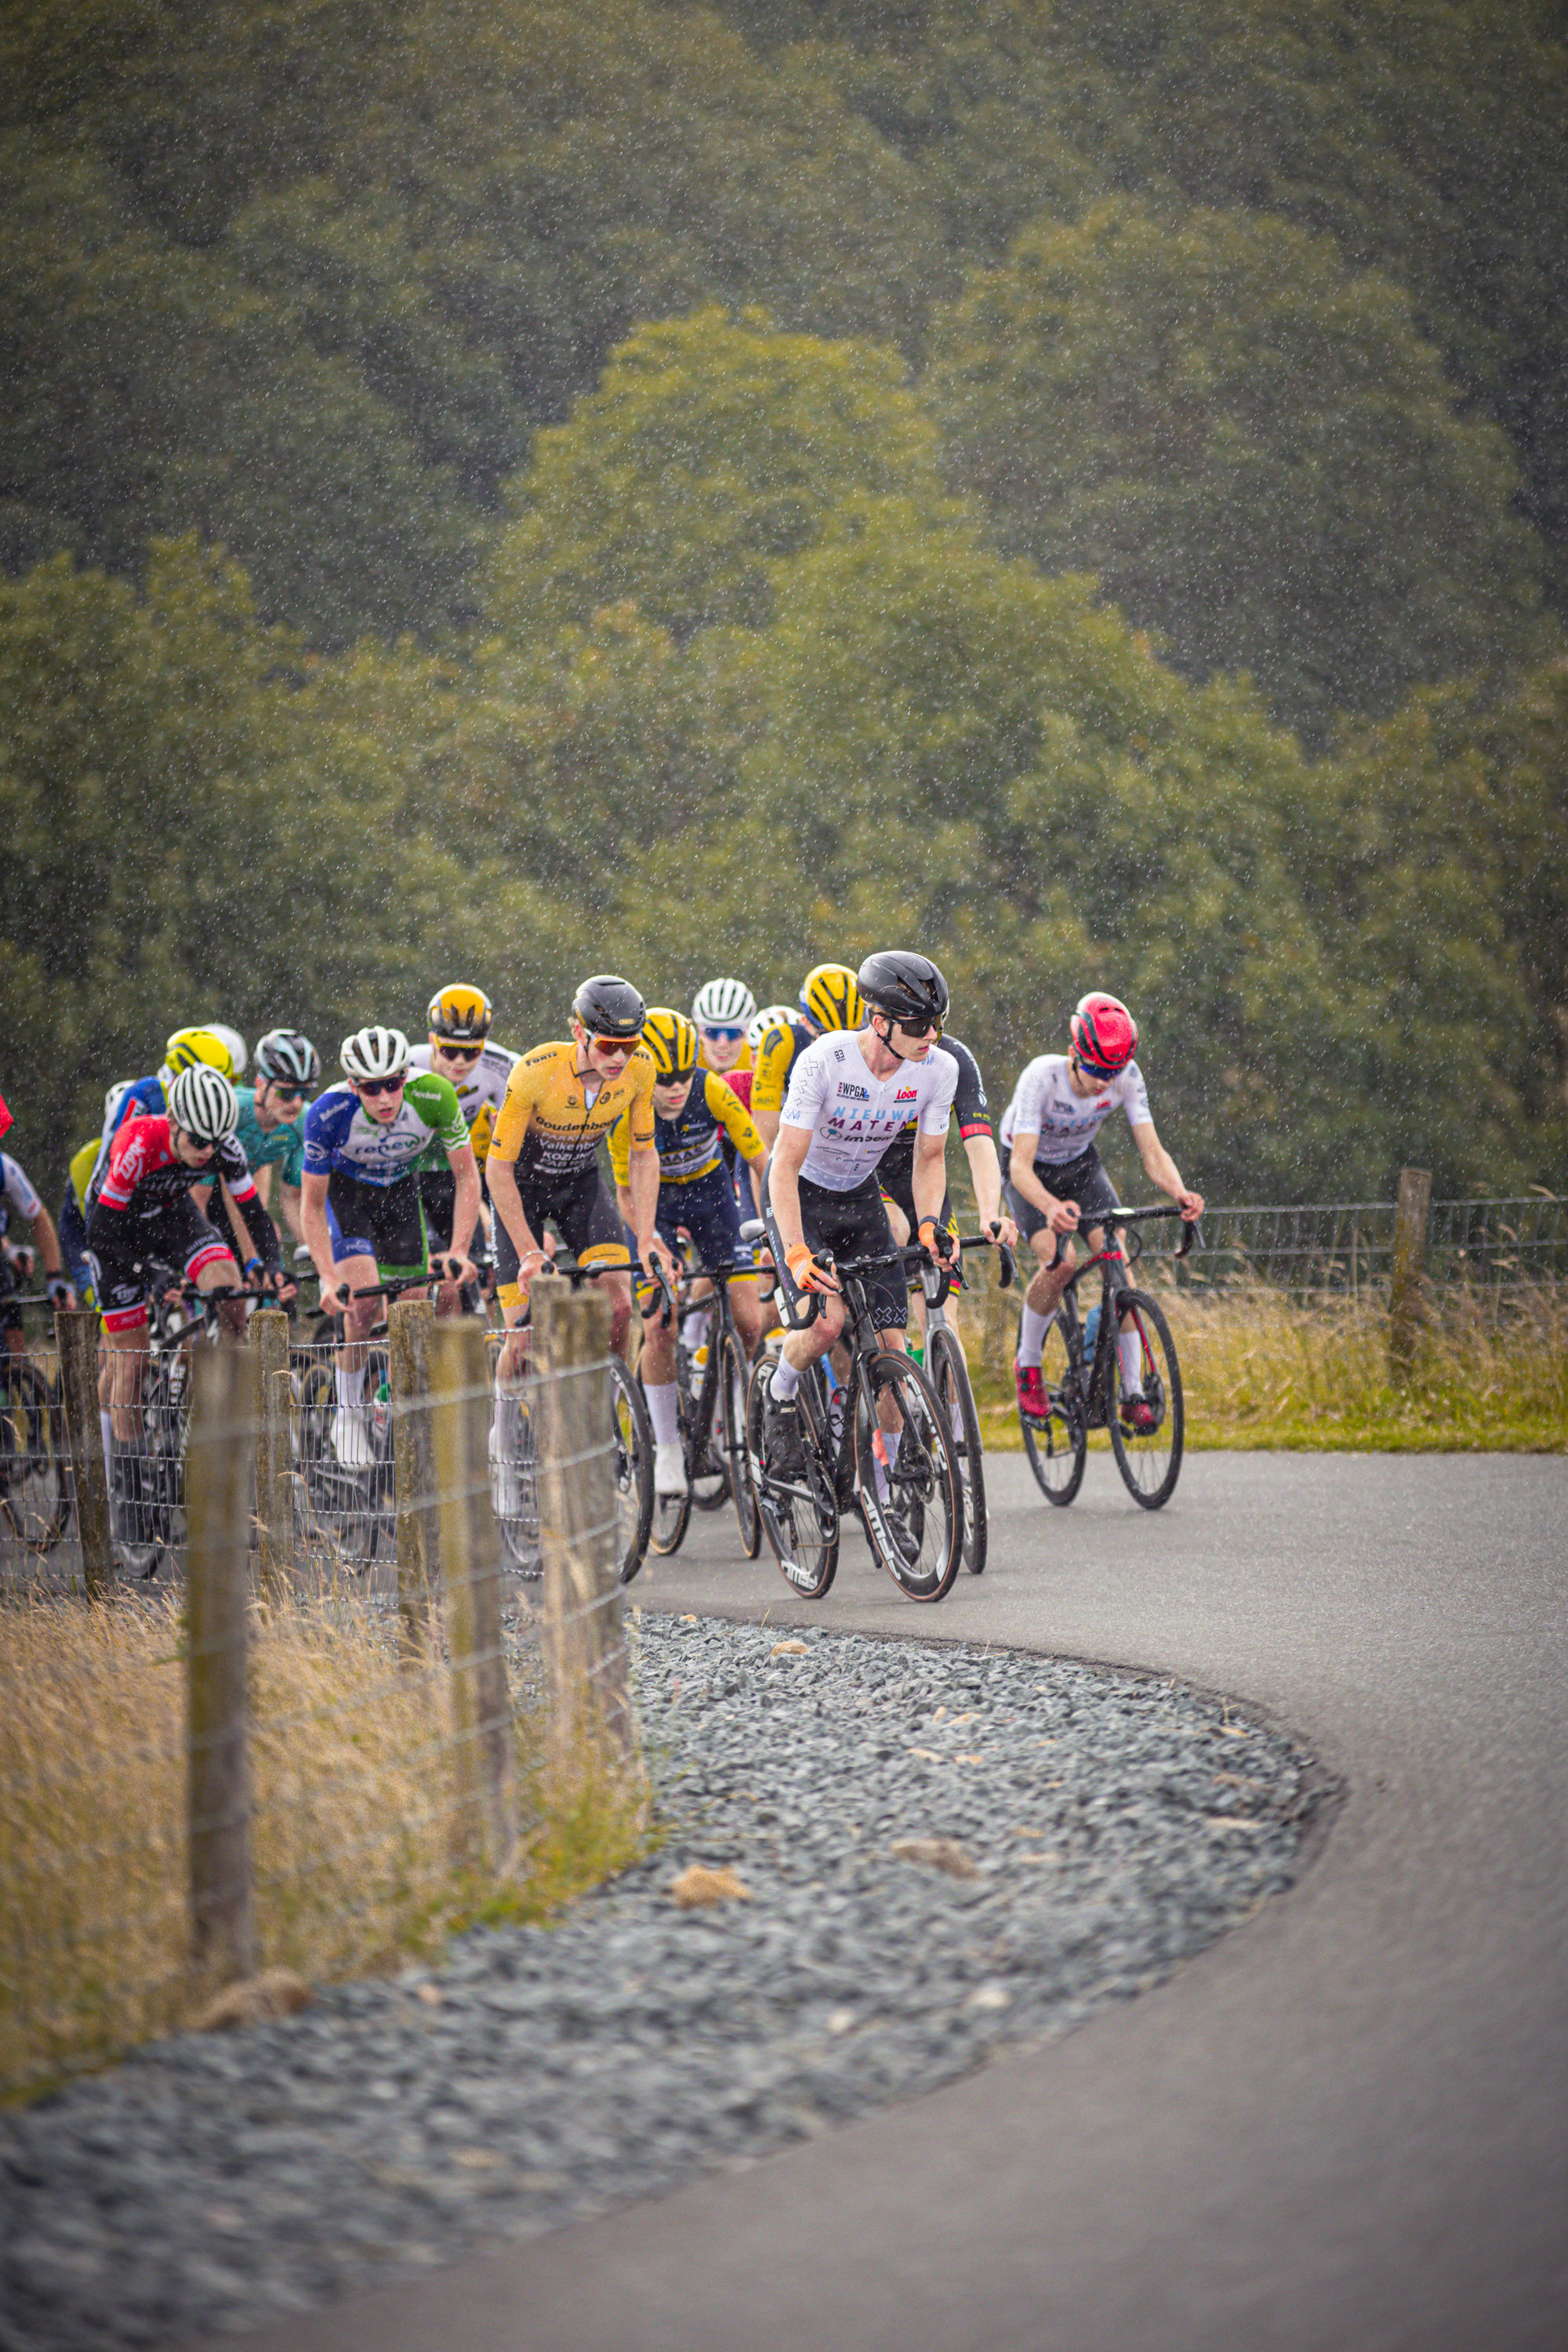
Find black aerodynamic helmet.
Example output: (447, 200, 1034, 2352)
(857, 950, 949, 1028)
(572, 973, 648, 1040)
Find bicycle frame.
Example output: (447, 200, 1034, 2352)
(1054, 1209, 1194, 1418)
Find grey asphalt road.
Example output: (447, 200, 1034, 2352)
(243, 1450, 1568, 2352)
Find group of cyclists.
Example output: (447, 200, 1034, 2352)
(2, 953, 1203, 1567)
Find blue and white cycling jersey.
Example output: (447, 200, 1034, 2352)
(86, 1074, 165, 1196)
(303, 1077, 469, 1189)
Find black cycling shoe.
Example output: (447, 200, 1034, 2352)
(764, 1388, 806, 1478)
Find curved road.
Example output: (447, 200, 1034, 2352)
(250, 1450, 1567, 2352)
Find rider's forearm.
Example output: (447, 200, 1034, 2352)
(1139, 1138, 1185, 1197)
(963, 1135, 1004, 1229)
(30, 1207, 65, 1278)
(627, 1147, 661, 1254)
(1008, 1142, 1059, 1217)
(746, 1154, 765, 1214)
(281, 1185, 307, 1245)
(447, 1155, 481, 1260)
(300, 1187, 336, 1284)
(485, 1157, 542, 1265)
(753, 1107, 781, 1152)
(911, 1146, 949, 1232)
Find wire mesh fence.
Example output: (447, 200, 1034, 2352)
(1118, 1194, 1566, 1298)
(0, 1296, 642, 2103)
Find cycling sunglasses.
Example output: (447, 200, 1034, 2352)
(356, 1076, 405, 1098)
(587, 1033, 637, 1057)
(891, 1013, 942, 1039)
(267, 1082, 310, 1102)
(699, 1023, 746, 1044)
(434, 1039, 484, 1059)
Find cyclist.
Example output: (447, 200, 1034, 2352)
(875, 1021, 1018, 1354)
(86, 1067, 281, 1555)
(408, 983, 518, 1316)
(300, 1028, 477, 1466)
(2, 1147, 75, 1351)
(488, 977, 674, 1368)
(750, 963, 864, 1152)
(691, 978, 756, 1080)
(1003, 993, 1203, 1432)
(608, 1008, 770, 1497)
(235, 1029, 320, 1247)
(760, 950, 958, 1475)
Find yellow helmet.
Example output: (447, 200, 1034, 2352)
(159, 1026, 235, 1087)
(641, 1007, 699, 1080)
(427, 982, 493, 1043)
(800, 963, 863, 1033)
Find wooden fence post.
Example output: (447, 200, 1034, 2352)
(186, 1342, 256, 1980)
(1389, 1165, 1432, 1384)
(389, 1298, 438, 1662)
(55, 1308, 114, 1601)
(533, 1282, 640, 1784)
(430, 1317, 514, 1867)
(249, 1308, 292, 1602)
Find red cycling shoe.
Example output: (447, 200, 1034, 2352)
(1120, 1396, 1157, 1436)
(1014, 1362, 1048, 1421)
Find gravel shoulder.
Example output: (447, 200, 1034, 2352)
(0, 1613, 1324, 2351)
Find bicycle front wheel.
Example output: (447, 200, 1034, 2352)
(1107, 1288, 1184, 1509)
(0, 1362, 71, 1550)
(720, 1328, 760, 1559)
(644, 1366, 692, 1559)
(927, 1323, 987, 1574)
(746, 1356, 838, 1599)
(854, 1351, 963, 1602)
(610, 1356, 655, 1581)
(1019, 1311, 1087, 1506)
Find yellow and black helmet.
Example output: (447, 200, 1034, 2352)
(427, 982, 493, 1043)
(641, 1007, 699, 1080)
(159, 1026, 236, 1087)
(799, 962, 863, 1033)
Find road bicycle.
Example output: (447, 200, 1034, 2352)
(643, 1252, 761, 1563)
(1019, 1206, 1194, 1511)
(916, 1233, 1014, 1576)
(745, 1235, 966, 1604)
(292, 1269, 441, 1571)
(490, 1254, 659, 1585)
(107, 1270, 263, 1576)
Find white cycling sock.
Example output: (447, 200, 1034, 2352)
(644, 1381, 681, 1448)
(1018, 1304, 1055, 1366)
(769, 1356, 801, 1403)
(100, 1410, 114, 1463)
(492, 1388, 510, 1450)
(681, 1308, 710, 1353)
(336, 1363, 365, 1412)
(1119, 1331, 1145, 1396)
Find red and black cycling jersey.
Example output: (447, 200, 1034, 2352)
(87, 1114, 278, 1261)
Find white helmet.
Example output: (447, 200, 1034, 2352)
(692, 977, 757, 1030)
(201, 1022, 249, 1078)
(255, 1028, 321, 1087)
(747, 1003, 794, 1054)
(340, 1025, 410, 1083)
(167, 1064, 240, 1145)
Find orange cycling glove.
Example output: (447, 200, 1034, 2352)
(786, 1242, 839, 1294)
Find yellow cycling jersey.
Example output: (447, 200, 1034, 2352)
(489, 1040, 657, 1181)
(69, 1138, 99, 1214)
(750, 1017, 814, 1118)
(607, 1071, 764, 1189)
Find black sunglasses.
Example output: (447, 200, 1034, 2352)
(357, 1076, 405, 1099)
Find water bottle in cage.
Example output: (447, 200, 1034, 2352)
(824, 1352, 844, 1452)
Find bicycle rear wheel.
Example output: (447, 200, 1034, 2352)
(610, 1356, 655, 1582)
(720, 1328, 760, 1559)
(927, 1324, 987, 1573)
(1019, 1311, 1087, 1506)
(854, 1351, 963, 1602)
(746, 1357, 838, 1599)
(0, 1362, 71, 1550)
(1107, 1288, 1184, 1509)
(492, 1385, 542, 1579)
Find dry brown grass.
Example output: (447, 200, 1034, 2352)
(0, 1589, 647, 2100)
(958, 1278, 1568, 1451)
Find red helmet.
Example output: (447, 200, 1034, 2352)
(1071, 993, 1138, 1078)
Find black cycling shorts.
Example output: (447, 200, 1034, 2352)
(650, 1165, 754, 1282)
(876, 1129, 959, 1299)
(325, 1169, 428, 1279)
(493, 1163, 629, 1306)
(761, 1163, 906, 1332)
(1003, 1145, 1121, 1252)
(90, 1198, 238, 1334)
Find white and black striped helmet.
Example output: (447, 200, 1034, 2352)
(255, 1028, 321, 1087)
(340, 1025, 410, 1082)
(692, 976, 756, 1029)
(747, 1003, 794, 1054)
(167, 1064, 240, 1145)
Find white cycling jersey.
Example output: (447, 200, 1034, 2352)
(780, 1033, 958, 1192)
(1, 1152, 42, 1237)
(407, 1041, 518, 1159)
(1000, 1054, 1151, 1169)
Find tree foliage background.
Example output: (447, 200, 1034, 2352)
(2, 0, 1565, 1202)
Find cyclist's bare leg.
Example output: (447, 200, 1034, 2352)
(103, 1321, 149, 1443)
(194, 1250, 248, 1339)
(727, 1275, 765, 1359)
